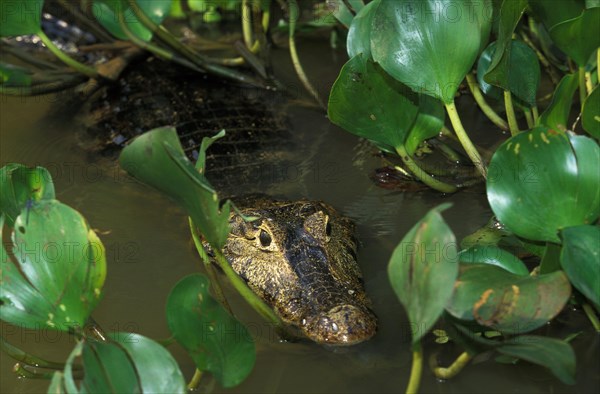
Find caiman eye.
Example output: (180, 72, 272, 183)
(259, 229, 272, 247)
(325, 220, 332, 236)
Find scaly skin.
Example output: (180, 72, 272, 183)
(222, 194, 377, 346)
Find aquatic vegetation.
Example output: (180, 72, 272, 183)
(1, 0, 599, 393)
(0, 138, 258, 392)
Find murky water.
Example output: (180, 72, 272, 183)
(1, 43, 599, 394)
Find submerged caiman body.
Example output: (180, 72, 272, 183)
(224, 195, 376, 345)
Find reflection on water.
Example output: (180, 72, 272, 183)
(1, 72, 599, 394)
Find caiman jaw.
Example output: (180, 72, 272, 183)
(303, 304, 377, 345)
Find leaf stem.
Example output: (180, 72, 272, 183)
(36, 30, 98, 79)
(578, 67, 587, 110)
(1, 336, 80, 371)
(445, 100, 488, 178)
(212, 248, 285, 331)
(584, 71, 593, 96)
(465, 73, 509, 131)
(503, 90, 520, 136)
(288, 0, 325, 108)
(582, 303, 600, 332)
(406, 341, 423, 394)
(13, 363, 59, 380)
(532, 105, 539, 123)
(431, 351, 472, 379)
(188, 218, 232, 313)
(523, 107, 534, 129)
(395, 145, 458, 193)
(187, 369, 203, 390)
(126, 0, 267, 88)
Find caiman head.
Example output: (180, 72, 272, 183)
(223, 195, 377, 345)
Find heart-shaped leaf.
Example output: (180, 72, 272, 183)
(582, 85, 600, 139)
(496, 336, 576, 385)
(93, 0, 172, 42)
(50, 334, 186, 393)
(1, 201, 106, 331)
(459, 246, 529, 276)
(479, 40, 541, 106)
(0, 163, 55, 227)
(166, 274, 256, 388)
(370, 0, 492, 103)
(0, 0, 43, 36)
(537, 73, 579, 131)
(447, 264, 571, 333)
(119, 127, 231, 249)
(487, 127, 600, 242)
(528, 0, 584, 30)
(549, 7, 600, 66)
(388, 203, 459, 343)
(328, 54, 443, 154)
(560, 225, 600, 310)
(483, 0, 527, 90)
(346, 0, 380, 59)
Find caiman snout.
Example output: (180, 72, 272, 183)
(304, 304, 377, 345)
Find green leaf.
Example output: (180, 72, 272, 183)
(166, 274, 256, 388)
(446, 264, 571, 333)
(486, 127, 600, 243)
(82, 338, 141, 393)
(582, 85, 600, 138)
(483, 0, 527, 94)
(370, 0, 492, 103)
(0, 163, 55, 227)
(459, 246, 529, 276)
(0, 0, 43, 36)
(479, 40, 541, 106)
(329, 0, 354, 28)
(0, 63, 32, 87)
(549, 7, 600, 66)
(328, 54, 419, 151)
(107, 333, 186, 393)
(528, 0, 584, 30)
(93, 0, 172, 42)
(561, 225, 600, 310)
(405, 94, 445, 156)
(119, 127, 231, 249)
(346, 0, 379, 59)
(496, 336, 576, 385)
(328, 54, 444, 155)
(538, 73, 579, 131)
(388, 203, 459, 343)
(1, 201, 106, 331)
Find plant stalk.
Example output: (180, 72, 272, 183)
(465, 73, 509, 131)
(126, 0, 267, 88)
(431, 351, 472, 379)
(406, 341, 423, 394)
(188, 219, 232, 313)
(395, 145, 458, 193)
(288, 0, 325, 108)
(503, 91, 520, 136)
(36, 30, 98, 79)
(1, 336, 80, 371)
(445, 100, 488, 178)
(187, 369, 203, 390)
(13, 364, 60, 380)
(523, 107, 534, 129)
(578, 67, 587, 110)
(584, 71, 593, 95)
(212, 249, 284, 331)
(582, 303, 600, 332)
(532, 105, 539, 123)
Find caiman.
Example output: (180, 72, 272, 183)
(222, 195, 376, 345)
(7, 9, 378, 345)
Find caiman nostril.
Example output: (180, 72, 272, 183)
(305, 304, 377, 346)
